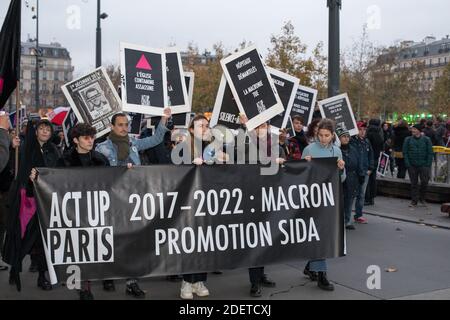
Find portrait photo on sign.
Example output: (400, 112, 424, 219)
(61, 67, 121, 138)
(267, 67, 300, 134)
(120, 42, 167, 116)
(318, 93, 358, 137)
(220, 45, 284, 131)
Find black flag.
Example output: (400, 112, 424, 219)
(0, 0, 21, 109)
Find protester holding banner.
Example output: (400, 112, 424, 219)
(302, 119, 345, 291)
(179, 114, 213, 300)
(59, 123, 110, 300)
(338, 127, 363, 230)
(2, 119, 61, 292)
(281, 115, 309, 161)
(95, 109, 171, 298)
(350, 122, 374, 225)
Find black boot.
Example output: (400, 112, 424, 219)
(303, 263, 318, 281)
(261, 274, 276, 288)
(103, 280, 116, 292)
(126, 281, 146, 299)
(37, 272, 52, 291)
(250, 283, 262, 297)
(79, 289, 94, 300)
(317, 272, 334, 291)
(9, 269, 21, 292)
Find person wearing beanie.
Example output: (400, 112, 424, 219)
(338, 127, 363, 230)
(403, 125, 434, 207)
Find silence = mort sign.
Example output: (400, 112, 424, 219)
(267, 67, 300, 134)
(120, 42, 167, 116)
(290, 85, 318, 127)
(165, 49, 190, 114)
(318, 93, 358, 137)
(220, 45, 284, 131)
(210, 74, 242, 130)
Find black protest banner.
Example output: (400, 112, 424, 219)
(61, 67, 121, 138)
(166, 50, 190, 114)
(267, 67, 299, 133)
(210, 75, 242, 130)
(120, 43, 167, 116)
(62, 109, 79, 147)
(34, 160, 344, 284)
(291, 85, 318, 127)
(221, 45, 284, 131)
(318, 93, 358, 136)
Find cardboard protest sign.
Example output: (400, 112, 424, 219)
(127, 112, 145, 136)
(184, 72, 195, 108)
(61, 67, 121, 138)
(62, 109, 78, 147)
(377, 152, 390, 177)
(267, 67, 299, 134)
(210, 75, 242, 130)
(290, 85, 318, 128)
(165, 49, 190, 114)
(120, 42, 167, 116)
(318, 93, 358, 137)
(220, 45, 284, 131)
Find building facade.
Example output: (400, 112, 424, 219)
(395, 35, 450, 109)
(5, 39, 74, 114)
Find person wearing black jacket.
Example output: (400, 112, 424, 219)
(60, 123, 109, 300)
(2, 119, 61, 292)
(365, 119, 384, 206)
(392, 121, 411, 179)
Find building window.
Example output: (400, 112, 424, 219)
(54, 71, 59, 81)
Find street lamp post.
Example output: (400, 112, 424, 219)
(327, 0, 342, 98)
(96, 0, 108, 68)
(32, 0, 40, 110)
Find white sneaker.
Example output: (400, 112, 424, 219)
(180, 281, 193, 300)
(192, 281, 209, 297)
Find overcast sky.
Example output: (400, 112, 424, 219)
(1, 0, 449, 76)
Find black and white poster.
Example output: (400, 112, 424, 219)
(165, 49, 190, 114)
(210, 75, 242, 130)
(267, 67, 299, 134)
(148, 112, 190, 129)
(61, 67, 121, 138)
(62, 109, 79, 147)
(220, 45, 284, 131)
(127, 112, 144, 136)
(377, 152, 390, 177)
(318, 93, 358, 137)
(34, 159, 344, 284)
(291, 85, 318, 128)
(184, 72, 195, 108)
(120, 43, 167, 116)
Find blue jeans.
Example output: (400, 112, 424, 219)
(354, 174, 369, 219)
(307, 259, 327, 272)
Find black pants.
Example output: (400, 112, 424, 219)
(396, 158, 407, 179)
(365, 173, 377, 203)
(30, 231, 47, 273)
(248, 267, 264, 285)
(0, 192, 7, 253)
(183, 273, 207, 284)
(408, 166, 430, 202)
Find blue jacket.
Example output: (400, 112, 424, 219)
(350, 136, 375, 173)
(96, 122, 169, 166)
